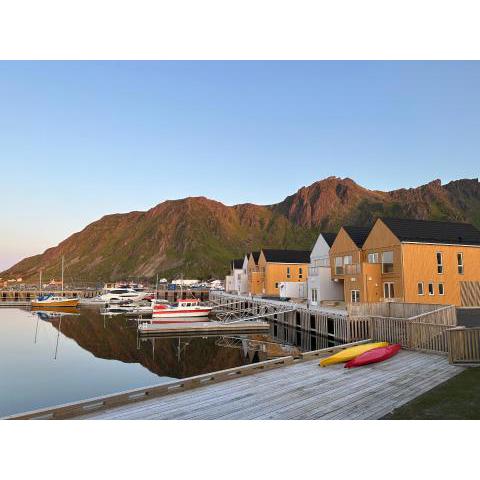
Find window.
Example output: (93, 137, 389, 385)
(351, 290, 360, 303)
(311, 288, 318, 303)
(438, 283, 445, 295)
(457, 253, 464, 274)
(343, 255, 352, 265)
(286, 267, 291, 279)
(383, 282, 395, 299)
(436, 252, 443, 274)
(368, 252, 380, 263)
(335, 256, 343, 275)
(299, 267, 303, 279)
(381, 251, 394, 273)
(428, 282, 434, 295)
(275, 282, 279, 289)
(417, 282, 424, 295)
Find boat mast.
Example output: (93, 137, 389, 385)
(39, 269, 42, 294)
(61, 256, 64, 294)
(155, 273, 159, 301)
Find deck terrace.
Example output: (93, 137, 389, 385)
(77, 350, 461, 420)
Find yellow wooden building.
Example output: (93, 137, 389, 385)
(330, 217, 480, 306)
(257, 249, 311, 296)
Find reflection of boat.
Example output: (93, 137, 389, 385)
(31, 294, 80, 308)
(33, 309, 80, 321)
(32, 305, 80, 315)
(152, 298, 212, 322)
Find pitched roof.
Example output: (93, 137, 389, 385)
(232, 258, 244, 269)
(261, 249, 311, 264)
(343, 226, 372, 248)
(250, 251, 261, 264)
(321, 232, 337, 248)
(380, 217, 480, 246)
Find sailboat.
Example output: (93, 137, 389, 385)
(31, 256, 80, 308)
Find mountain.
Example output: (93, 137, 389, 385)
(2, 177, 480, 283)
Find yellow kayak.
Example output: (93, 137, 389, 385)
(319, 342, 389, 367)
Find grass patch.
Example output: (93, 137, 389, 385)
(383, 367, 480, 420)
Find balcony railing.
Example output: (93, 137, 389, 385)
(335, 264, 360, 275)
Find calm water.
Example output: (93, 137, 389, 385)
(0, 306, 339, 417)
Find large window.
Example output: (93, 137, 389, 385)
(299, 267, 303, 279)
(368, 252, 380, 264)
(428, 282, 434, 296)
(335, 256, 343, 275)
(286, 266, 291, 279)
(311, 288, 318, 303)
(383, 282, 395, 299)
(351, 290, 360, 303)
(438, 283, 445, 295)
(417, 282, 424, 295)
(382, 251, 394, 273)
(457, 253, 464, 274)
(436, 252, 443, 274)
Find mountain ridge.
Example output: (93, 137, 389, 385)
(2, 176, 479, 282)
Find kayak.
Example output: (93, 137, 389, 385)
(344, 343, 401, 368)
(319, 342, 389, 367)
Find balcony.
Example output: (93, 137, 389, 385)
(335, 264, 360, 275)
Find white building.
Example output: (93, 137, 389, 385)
(307, 232, 343, 307)
(226, 257, 248, 294)
(279, 281, 306, 299)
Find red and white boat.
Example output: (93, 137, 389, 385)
(152, 298, 213, 322)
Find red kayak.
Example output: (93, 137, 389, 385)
(344, 344, 401, 368)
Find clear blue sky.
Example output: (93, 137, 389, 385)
(1, 61, 479, 270)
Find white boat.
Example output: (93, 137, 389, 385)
(100, 288, 148, 303)
(152, 298, 213, 322)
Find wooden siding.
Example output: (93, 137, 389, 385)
(402, 243, 480, 306)
(460, 281, 480, 307)
(362, 219, 404, 301)
(257, 251, 309, 296)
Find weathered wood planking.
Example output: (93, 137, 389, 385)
(76, 350, 462, 420)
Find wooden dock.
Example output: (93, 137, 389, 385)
(6, 345, 463, 420)
(138, 320, 270, 336)
(80, 351, 461, 420)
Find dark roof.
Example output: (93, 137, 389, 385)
(343, 226, 372, 248)
(232, 258, 244, 269)
(250, 251, 261, 264)
(262, 249, 311, 264)
(380, 217, 480, 246)
(321, 232, 337, 248)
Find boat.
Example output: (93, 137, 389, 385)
(31, 294, 80, 308)
(344, 344, 401, 368)
(152, 298, 213, 322)
(319, 342, 389, 367)
(32, 256, 79, 308)
(100, 288, 148, 303)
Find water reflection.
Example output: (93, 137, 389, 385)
(1, 307, 341, 416)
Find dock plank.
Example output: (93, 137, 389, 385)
(78, 350, 463, 420)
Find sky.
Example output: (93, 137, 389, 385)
(1, 61, 479, 271)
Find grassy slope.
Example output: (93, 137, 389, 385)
(383, 367, 480, 420)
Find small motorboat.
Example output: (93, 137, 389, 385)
(31, 294, 79, 308)
(319, 342, 389, 367)
(152, 298, 212, 322)
(344, 344, 401, 368)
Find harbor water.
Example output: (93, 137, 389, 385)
(0, 306, 340, 417)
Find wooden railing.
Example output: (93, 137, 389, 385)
(447, 327, 480, 364)
(347, 302, 457, 325)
